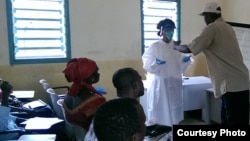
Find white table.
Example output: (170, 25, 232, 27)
(182, 76, 212, 122)
(140, 76, 212, 123)
(205, 88, 221, 124)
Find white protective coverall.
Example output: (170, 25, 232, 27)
(142, 40, 192, 126)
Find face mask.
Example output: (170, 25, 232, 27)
(165, 30, 174, 41)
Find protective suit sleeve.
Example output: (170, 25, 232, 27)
(180, 54, 194, 73)
(142, 46, 165, 74)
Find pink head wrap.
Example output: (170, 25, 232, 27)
(63, 58, 99, 96)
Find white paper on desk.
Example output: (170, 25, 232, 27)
(18, 134, 56, 141)
(20, 117, 63, 130)
(11, 90, 35, 98)
(23, 99, 47, 109)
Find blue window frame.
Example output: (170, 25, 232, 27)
(6, 0, 71, 65)
(141, 0, 181, 53)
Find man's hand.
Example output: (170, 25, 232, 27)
(174, 40, 181, 45)
(173, 45, 192, 53)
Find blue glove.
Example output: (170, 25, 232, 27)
(182, 55, 191, 63)
(95, 87, 107, 94)
(156, 58, 166, 65)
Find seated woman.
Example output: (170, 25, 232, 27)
(62, 58, 106, 131)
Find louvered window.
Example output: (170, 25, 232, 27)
(6, 0, 71, 64)
(141, 0, 180, 52)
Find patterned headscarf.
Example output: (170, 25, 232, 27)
(63, 58, 99, 96)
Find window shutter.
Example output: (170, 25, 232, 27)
(10, 0, 69, 60)
(142, 0, 179, 48)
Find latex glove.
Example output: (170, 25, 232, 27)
(182, 55, 191, 63)
(95, 87, 107, 94)
(156, 58, 166, 65)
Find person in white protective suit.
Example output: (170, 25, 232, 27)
(142, 18, 193, 140)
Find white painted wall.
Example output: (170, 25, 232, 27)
(68, 0, 142, 61)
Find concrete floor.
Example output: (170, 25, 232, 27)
(179, 110, 219, 125)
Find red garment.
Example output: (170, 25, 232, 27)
(63, 94, 106, 130)
(63, 58, 98, 96)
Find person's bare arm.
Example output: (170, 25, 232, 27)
(174, 45, 192, 53)
(1, 81, 13, 106)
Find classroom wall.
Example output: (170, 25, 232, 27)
(220, 0, 250, 24)
(0, 0, 249, 101)
(0, 0, 143, 101)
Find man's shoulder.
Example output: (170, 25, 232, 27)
(210, 18, 228, 27)
(205, 19, 231, 33)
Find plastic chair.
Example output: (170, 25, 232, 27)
(57, 99, 86, 141)
(46, 88, 65, 119)
(39, 79, 69, 108)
